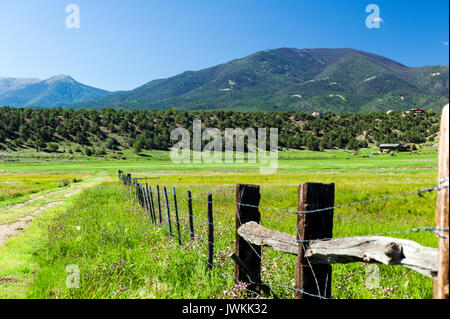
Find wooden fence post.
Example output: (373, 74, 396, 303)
(157, 185, 162, 225)
(235, 184, 261, 293)
(163, 186, 173, 238)
(188, 190, 195, 240)
(173, 187, 182, 245)
(434, 104, 449, 299)
(295, 183, 335, 299)
(207, 193, 214, 271)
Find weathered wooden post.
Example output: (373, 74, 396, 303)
(157, 185, 162, 225)
(235, 184, 261, 293)
(207, 193, 214, 271)
(163, 187, 173, 238)
(434, 104, 449, 299)
(295, 183, 335, 299)
(188, 190, 194, 240)
(173, 187, 182, 245)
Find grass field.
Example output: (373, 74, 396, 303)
(0, 146, 441, 299)
(0, 145, 438, 174)
(0, 173, 89, 209)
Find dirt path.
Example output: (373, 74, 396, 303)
(0, 201, 64, 245)
(0, 187, 84, 246)
(4, 186, 76, 211)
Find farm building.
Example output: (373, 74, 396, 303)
(311, 111, 322, 118)
(379, 143, 410, 152)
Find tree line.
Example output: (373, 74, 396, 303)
(0, 107, 440, 154)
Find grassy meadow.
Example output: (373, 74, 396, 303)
(0, 173, 89, 209)
(0, 145, 441, 299)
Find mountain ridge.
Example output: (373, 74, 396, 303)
(67, 47, 449, 113)
(0, 75, 111, 107)
(2, 48, 448, 112)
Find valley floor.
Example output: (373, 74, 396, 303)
(0, 147, 441, 299)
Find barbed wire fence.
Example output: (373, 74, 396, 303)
(118, 169, 448, 300)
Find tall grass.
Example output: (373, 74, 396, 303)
(0, 173, 87, 207)
(28, 183, 238, 299)
(28, 170, 438, 298)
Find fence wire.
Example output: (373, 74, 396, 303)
(120, 173, 448, 300)
(147, 178, 447, 216)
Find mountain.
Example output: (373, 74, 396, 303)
(73, 48, 449, 113)
(8, 48, 449, 113)
(67, 48, 449, 113)
(0, 75, 112, 107)
(0, 77, 41, 95)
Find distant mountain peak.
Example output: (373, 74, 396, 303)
(0, 75, 111, 107)
(2, 47, 448, 112)
(0, 77, 42, 95)
(67, 47, 448, 113)
(45, 74, 75, 84)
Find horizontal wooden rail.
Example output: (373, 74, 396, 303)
(238, 222, 438, 278)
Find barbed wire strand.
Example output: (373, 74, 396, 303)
(139, 177, 447, 216)
(121, 174, 449, 300)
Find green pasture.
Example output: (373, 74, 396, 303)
(0, 173, 89, 209)
(24, 171, 437, 299)
(0, 146, 441, 299)
(0, 146, 438, 175)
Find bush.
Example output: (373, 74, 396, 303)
(106, 137, 119, 150)
(48, 143, 59, 152)
(84, 148, 93, 156)
(57, 179, 70, 187)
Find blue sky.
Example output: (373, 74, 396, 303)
(0, 0, 448, 91)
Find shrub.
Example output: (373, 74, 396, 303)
(57, 179, 70, 187)
(48, 143, 59, 152)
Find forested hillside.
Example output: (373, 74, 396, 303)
(0, 107, 441, 154)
